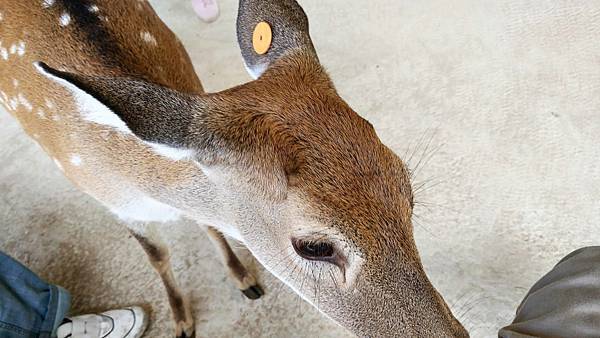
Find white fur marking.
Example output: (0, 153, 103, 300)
(12, 79, 18, 87)
(88, 5, 99, 13)
(70, 154, 82, 166)
(45, 98, 55, 109)
(112, 193, 183, 223)
(8, 97, 18, 111)
(145, 142, 194, 161)
(0, 48, 8, 60)
(36, 109, 46, 118)
(244, 61, 268, 80)
(17, 93, 33, 112)
(53, 158, 64, 171)
(42, 0, 55, 8)
(35, 62, 132, 134)
(17, 41, 25, 56)
(9, 44, 16, 55)
(140, 31, 157, 46)
(59, 13, 71, 26)
(0, 91, 8, 104)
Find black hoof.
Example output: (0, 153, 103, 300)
(242, 284, 265, 300)
(177, 330, 196, 338)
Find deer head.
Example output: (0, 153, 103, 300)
(35, 0, 467, 336)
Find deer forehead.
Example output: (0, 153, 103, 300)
(294, 165, 414, 251)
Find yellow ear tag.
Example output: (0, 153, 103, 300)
(253, 21, 272, 55)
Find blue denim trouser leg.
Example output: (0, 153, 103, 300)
(0, 252, 71, 338)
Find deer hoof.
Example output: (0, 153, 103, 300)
(242, 284, 265, 300)
(175, 319, 195, 338)
(176, 330, 196, 338)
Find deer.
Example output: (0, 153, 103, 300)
(0, 0, 468, 337)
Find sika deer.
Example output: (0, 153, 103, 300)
(0, 0, 468, 337)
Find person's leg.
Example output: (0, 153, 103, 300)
(499, 246, 600, 338)
(56, 307, 147, 338)
(0, 251, 71, 338)
(0, 251, 148, 338)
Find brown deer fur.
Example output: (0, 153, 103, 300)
(0, 0, 468, 337)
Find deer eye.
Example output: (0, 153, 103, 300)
(292, 238, 335, 262)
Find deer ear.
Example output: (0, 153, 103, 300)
(35, 62, 197, 155)
(236, 0, 318, 79)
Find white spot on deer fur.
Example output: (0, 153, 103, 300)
(140, 31, 157, 46)
(8, 97, 18, 110)
(12, 79, 18, 87)
(37, 109, 46, 118)
(45, 98, 55, 109)
(111, 193, 182, 223)
(70, 154, 82, 166)
(42, 0, 55, 8)
(88, 5, 99, 13)
(35, 62, 132, 134)
(59, 13, 71, 26)
(9, 44, 16, 54)
(145, 142, 194, 161)
(17, 93, 33, 112)
(53, 158, 64, 171)
(17, 41, 25, 56)
(0, 11, 4, 21)
(0, 48, 8, 60)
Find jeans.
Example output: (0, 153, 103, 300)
(0, 252, 70, 338)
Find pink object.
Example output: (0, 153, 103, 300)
(192, 0, 220, 23)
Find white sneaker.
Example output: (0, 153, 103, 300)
(56, 306, 148, 338)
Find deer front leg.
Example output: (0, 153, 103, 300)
(129, 227, 195, 338)
(206, 227, 265, 299)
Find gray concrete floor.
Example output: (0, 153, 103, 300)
(2, 0, 600, 337)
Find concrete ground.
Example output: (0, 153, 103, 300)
(1, 0, 600, 337)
